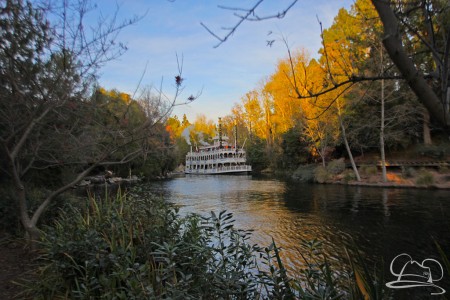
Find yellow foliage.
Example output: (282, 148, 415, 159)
(119, 92, 131, 104)
(227, 0, 380, 159)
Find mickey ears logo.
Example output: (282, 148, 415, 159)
(386, 253, 446, 295)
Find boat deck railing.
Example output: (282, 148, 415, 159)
(187, 148, 246, 156)
(186, 157, 247, 165)
(217, 165, 252, 172)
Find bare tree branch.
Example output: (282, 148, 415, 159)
(201, 0, 298, 48)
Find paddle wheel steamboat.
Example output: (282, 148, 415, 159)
(185, 118, 251, 174)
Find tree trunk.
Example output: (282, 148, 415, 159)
(371, 0, 450, 129)
(380, 47, 387, 182)
(12, 161, 98, 248)
(320, 150, 326, 167)
(446, 87, 450, 115)
(339, 118, 361, 182)
(380, 100, 387, 182)
(423, 109, 432, 145)
(336, 101, 361, 181)
(16, 184, 41, 249)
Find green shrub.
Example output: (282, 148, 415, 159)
(326, 158, 346, 175)
(415, 169, 435, 186)
(342, 170, 356, 182)
(415, 144, 448, 159)
(438, 164, 449, 174)
(314, 166, 329, 183)
(360, 165, 378, 176)
(292, 164, 315, 183)
(0, 185, 20, 234)
(246, 137, 270, 173)
(401, 166, 416, 178)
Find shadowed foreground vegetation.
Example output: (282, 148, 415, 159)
(13, 186, 396, 299)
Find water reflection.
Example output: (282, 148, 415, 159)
(147, 175, 450, 288)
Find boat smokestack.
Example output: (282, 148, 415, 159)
(218, 117, 223, 148)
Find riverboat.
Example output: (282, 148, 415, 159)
(185, 119, 252, 175)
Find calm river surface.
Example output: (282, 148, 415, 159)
(147, 174, 450, 293)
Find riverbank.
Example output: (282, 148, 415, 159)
(283, 159, 450, 189)
(335, 169, 450, 189)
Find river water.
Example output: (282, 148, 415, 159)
(147, 174, 450, 295)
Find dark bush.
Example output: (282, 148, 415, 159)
(415, 144, 449, 159)
(415, 169, 434, 186)
(314, 166, 329, 183)
(360, 165, 378, 176)
(0, 186, 20, 234)
(291, 164, 316, 182)
(327, 158, 346, 175)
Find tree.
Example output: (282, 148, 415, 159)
(224, 107, 249, 148)
(242, 90, 265, 138)
(329, 0, 424, 182)
(265, 55, 305, 135)
(166, 115, 182, 140)
(180, 114, 217, 148)
(315, 0, 383, 181)
(181, 113, 191, 128)
(280, 126, 310, 168)
(246, 136, 270, 172)
(0, 0, 193, 245)
(371, 0, 450, 130)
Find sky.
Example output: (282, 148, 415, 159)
(95, 0, 354, 122)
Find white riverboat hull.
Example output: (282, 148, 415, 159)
(185, 165, 251, 175)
